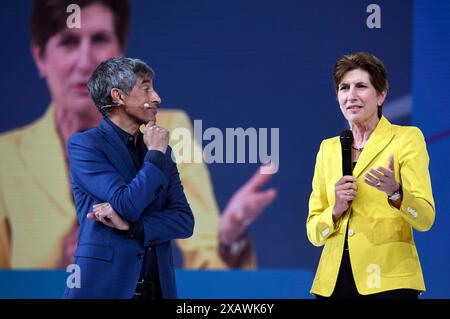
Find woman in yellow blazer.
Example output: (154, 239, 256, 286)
(307, 52, 435, 298)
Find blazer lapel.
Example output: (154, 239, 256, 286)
(353, 116, 394, 178)
(97, 118, 137, 180)
(19, 106, 74, 218)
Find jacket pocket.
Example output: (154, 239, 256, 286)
(371, 217, 413, 245)
(74, 244, 114, 261)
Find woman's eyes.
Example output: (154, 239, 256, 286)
(339, 84, 367, 90)
(58, 33, 111, 48)
(92, 33, 111, 44)
(60, 35, 79, 47)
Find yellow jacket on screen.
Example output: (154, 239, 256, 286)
(307, 116, 435, 296)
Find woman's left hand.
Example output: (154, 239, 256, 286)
(364, 154, 400, 196)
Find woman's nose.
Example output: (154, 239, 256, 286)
(347, 86, 357, 100)
(75, 40, 97, 74)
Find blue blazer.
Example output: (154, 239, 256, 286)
(63, 119, 194, 299)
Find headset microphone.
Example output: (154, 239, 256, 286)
(143, 103, 151, 109)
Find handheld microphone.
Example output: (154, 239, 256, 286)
(340, 130, 353, 177)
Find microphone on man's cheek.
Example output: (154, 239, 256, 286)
(143, 103, 151, 109)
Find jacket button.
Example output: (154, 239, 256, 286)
(348, 229, 354, 237)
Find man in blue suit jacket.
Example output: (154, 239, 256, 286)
(64, 57, 194, 299)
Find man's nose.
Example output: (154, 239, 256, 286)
(151, 91, 161, 105)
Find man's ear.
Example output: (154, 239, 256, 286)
(110, 88, 125, 105)
(31, 43, 46, 78)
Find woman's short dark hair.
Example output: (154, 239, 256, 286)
(30, 0, 130, 53)
(333, 52, 389, 118)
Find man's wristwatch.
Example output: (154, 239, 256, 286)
(388, 185, 402, 201)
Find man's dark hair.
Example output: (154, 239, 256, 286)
(88, 57, 155, 115)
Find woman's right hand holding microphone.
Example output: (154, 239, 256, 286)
(332, 176, 357, 223)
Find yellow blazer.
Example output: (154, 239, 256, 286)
(307, 116, 435, 296)
(0, 106, 255, 269)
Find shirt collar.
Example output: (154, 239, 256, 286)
(103, 116, 141, 146)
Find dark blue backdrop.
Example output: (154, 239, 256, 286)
(0, 0, 448, 298)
